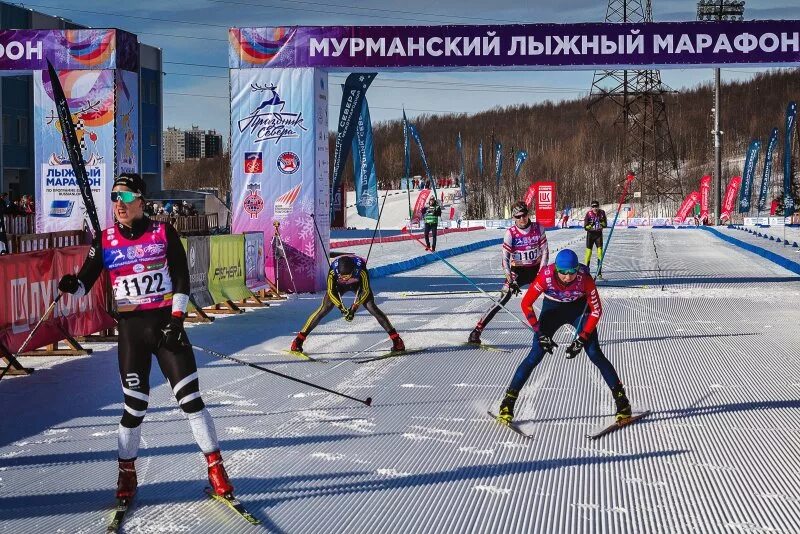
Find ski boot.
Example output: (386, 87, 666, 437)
(497, 389, 518, 425)
(389, 331, 405, 352)
(290, 332, 306, 353)
(467, 327, 482, 345)
(206, 450, 234, 496)
(612, 383, 632, 421)
(116, 458, 138, 500)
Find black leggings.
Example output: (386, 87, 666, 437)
(424, 222, 438, 250)
(300, 289, 394, 335)
(118, 308, 204, 429)
(475, 267, 539, 331)
(586, 231, 604, 250)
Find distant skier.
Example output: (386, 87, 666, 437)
(291, 254, 405, 353)
(423, 196, 442, 251)
(468, 200, 548, 345)
(584, 200, 607, 275)
(57, 174, 235, 502)
(495, 249, 631, 424)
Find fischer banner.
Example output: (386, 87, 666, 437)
(207, 234, 252, 303)
(533, 181, 556, 227)
(0, 247, 115, 353)
(720, 176, 742, 222)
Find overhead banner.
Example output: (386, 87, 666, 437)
(738, 139, 761, 213)
(229, 22, 800, 71)
(699, 174, 711, 220)
(183, 236, 214, 309)
(34, 68, 116, 233)
(0, 247, 115, 353)
(782, 101, 797, 217)
(230, 67, 328, 292)
(721, 176, 742, 222)
(352, 99, 379, 219)
(675, 190, 700, 222)
(757, 127, 779, 212)
(115, 69, 139, 175)
(331, 72, 377, 219)
(533, 181, 556, 227)
(0, 29, 138, 71)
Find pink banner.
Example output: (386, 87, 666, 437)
(675, 191, 700, 223)
(699, 175, 711, 219)
(523, 184, 536, 209)
(412, 189, 431, 224)
(720, 176, 742, 222)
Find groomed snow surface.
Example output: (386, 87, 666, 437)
(2, 227, 800, 533)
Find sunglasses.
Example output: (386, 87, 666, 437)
(111, 191, 142, 203)
(556, 267, 578, 275)
(513, 212, 528, 219)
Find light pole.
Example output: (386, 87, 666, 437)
(697, 0, 745, 224)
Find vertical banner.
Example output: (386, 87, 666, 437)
(494, 141, 503, 187)
(244, 231, 269, 291)
(534, 181, 556, 227)
(757, 128, 779, 213)
(330, 72, 377, 219)
(721, 176, 742, 222)
(514, 149, 528, 177)
(183, 236, 214, 309)
(523, 183, 537, 209)
(402, 109, 411, 179)
(207, 235, 252, 302)
(457, 132, 467, 200)
(115, 69, 139, 175)
(407, 123, 437, 198)
(477, 141, 484, 177)
(738, 139, 761, 213)
(699, 174, 712, 220)
(412, 189, 431, 225)
(352, 99, 379, 219)
(34, 69, 115, 233)
(782, 101, 797, 217)
(230, 68, 327, 292)
(675, 191, 700, 222)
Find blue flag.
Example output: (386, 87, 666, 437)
(478, 141, 484, 176)
(331, 73, 376, 218)
(757, 128, 779, 213)
(457, 132, 467, 200)
(352, 98, 379, 219)
(407, 123, 437, 198)
(738, 139, 761, 213)
(402, 109, 411, 181)
(494, 141, 503, 187)
(783, 101, 797, 217)
(514, 149, 528, 177)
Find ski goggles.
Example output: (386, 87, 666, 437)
(555, 266, 578, 275)
(512, 211, 529, 219)
(111, 191, 142, 203)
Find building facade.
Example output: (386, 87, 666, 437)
(0, 1, 163, 200)
(163, 126, 185, 163)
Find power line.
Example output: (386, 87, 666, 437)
(16, 2, 231, 28)
(164, 61, 228, 69)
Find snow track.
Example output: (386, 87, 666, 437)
(1, 228, 799, 533)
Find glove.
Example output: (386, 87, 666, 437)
(565, 336, 586, 359)
(160, 314, 190, 352)
(538, 334, 557, 355)
(508, 280, 521, 296)
(58, 274, 81, 294)
(344, 309, 355, 322)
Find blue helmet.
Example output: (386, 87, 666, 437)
(554, 249, 579, 273)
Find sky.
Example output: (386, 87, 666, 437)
(12, 0, 797, 140)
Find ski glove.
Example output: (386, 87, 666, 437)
(508, 280, 521, 296)
(538, 334, 557, 355)
(565, 336, 586, 359)
(344, 309, 355, 322)
(58, 274, 81, 294)
(161, 314, 190, 352)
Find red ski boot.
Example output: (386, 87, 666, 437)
(389, 331, 405, 352)
(206, 450, 234, 496)
(290, 332, 306, 353)
(116, 459, 137, 500)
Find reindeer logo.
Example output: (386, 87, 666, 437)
(251, 83, 285, 112)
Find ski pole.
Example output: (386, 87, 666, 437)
(0, 295, 61, 381)
(194, 345, 372, 406)
(568, 172, 635, 349)
(309, 213, 331, 269)
(400, 226, 536, 332)
(366, 189, 390, 265)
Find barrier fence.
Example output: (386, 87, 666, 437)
(152, 214, 220, 235)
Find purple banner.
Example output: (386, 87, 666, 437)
(0, 29, 137, 72)
(230, 22, 800, 70)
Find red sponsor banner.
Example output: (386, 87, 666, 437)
(770, 199, 779, 216)
(533, 181, 557, 227)
(674, 191, 700, 222)
(720, 176, 742, 222)
(523, 183, 536, 209)
(0, 247, 115, 353)
(699, 175, 711, 219)
(412, 189, 431, 224)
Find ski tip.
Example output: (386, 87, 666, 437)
(365, 397, 373, 406)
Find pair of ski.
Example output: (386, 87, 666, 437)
(284, 348, 427, 364)
(487, 410, 651, 440)
(107, 488, 260, 532)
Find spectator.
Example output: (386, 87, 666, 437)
(0, 192, 9, 210)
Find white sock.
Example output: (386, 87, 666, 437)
(187, 408, 219, 454)
(118, 424, 141, 460)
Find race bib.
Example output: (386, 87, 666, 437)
(113, 266, 173, 307)
(512, 249, 540, 266)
